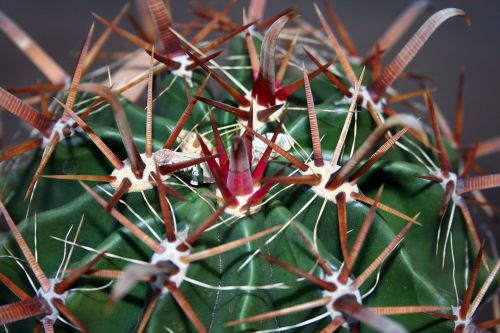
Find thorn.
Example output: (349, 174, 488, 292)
(53, 99, 123, 170)
(0, 9, 67, 84)
(165, 282, 208, 333)
(460, 141, 479, 179)
(456, 201, 487, 270)
(79, 181, 165, 254)
(262, 174, 321, 186)
(105, 178, 132, 212)
(200, 20, 256, 53)
(276, 32, 299, 85)
(477, 136, 500, 158)
(146, 0, 183, 56)
(182, 225, 282, 263)
(0, 272, 30, 300)
(185, 48, 250, 107)
(151, 167, 176, 242)
(0, 86, 53, 137)
(351, 192, 419, 225)
(302, 63, 323, 167)
(364, 0, 431, 61)
(438, 181, 454, 216)
(194, 96, 249, 120)
(177, 201, 232, 252)
(190, 0, 237, 45)
(253, 13, 296, 106)
(349, 128, 408, 184)
(314, 3, 356, 85)
(336, 192, 350, 276)
(302, 47, 351, 96)
(0, 296, 52, 325)
(163, 74, 210, 149)
(196, 133, 236, 204)
(208, 111, 229, 175)
(371, 44, 383, 81)
(92, 12, 153, 55)
(24, 133, 59, 201)
(459, 244, 484, 319)
(79, 83, 145, 178)
(0, 138, 43, 163)
(458, 174, 500, 195)
(41, 175, 116, 183)
(369, 8, 469, 103)
(257, 8, 295, 30)
(157, 154, 218, 175)
(185, 50, 223, 71)
(136, 289, 161, 333)
(344, 186, 384, 281)
(386, 88, 433, 105)
(327, 114, 426, 190)
(0, 201, 51, 292)
(468, 261, 499, 317)
(241, 167, 285, 212)
(256, 104, 284, 123)
(51, 299, 88, 332)
(425, 87, 451, 177)
(330, 68, 364, 166)
(224, 297, 331, 327)
(61, 23, 95, 122)
(243, 123, 309, 172)
(145, 48, 155, 158)
(354, 220, 413, 288)
(276, 60, 334, 101)
(54, 251, 107, 294)
(260, 254, 337, 292)
(7, 83, 64, 94)
(321, 0, 358, 56)
(319, 317, 345, 333)
(252, 107, 288, 182)
(292, 222, 333, 276)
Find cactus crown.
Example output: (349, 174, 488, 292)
(0, 1, 498, 333)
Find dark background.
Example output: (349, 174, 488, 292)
(0, 1, 499, 217)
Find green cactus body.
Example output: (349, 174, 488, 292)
(0, 2, 498, 333)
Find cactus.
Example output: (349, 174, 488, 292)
(0, 1, 498, 332)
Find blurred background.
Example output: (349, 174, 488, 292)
(0, 0, 499, 223)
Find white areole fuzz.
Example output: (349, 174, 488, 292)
(434, 169, 459, 202)
(41, 118, 81, 148)
(301, 162, 359, 202)
(110, 154, 159, 192)
(322, 270, 362, 328)
(215, 185, 261, 217)
(36, 278, 68, 322)
(150, 238, 190, 292)
(451, 306, 471, 330)
(171, 54, 194, 85)
(337, 86, 386, 115)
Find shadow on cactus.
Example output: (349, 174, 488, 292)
(0, 1, 499, 332)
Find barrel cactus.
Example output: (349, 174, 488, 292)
(0, 1, 498, 332)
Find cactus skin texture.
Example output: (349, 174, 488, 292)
(0, 1, 498, 333)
